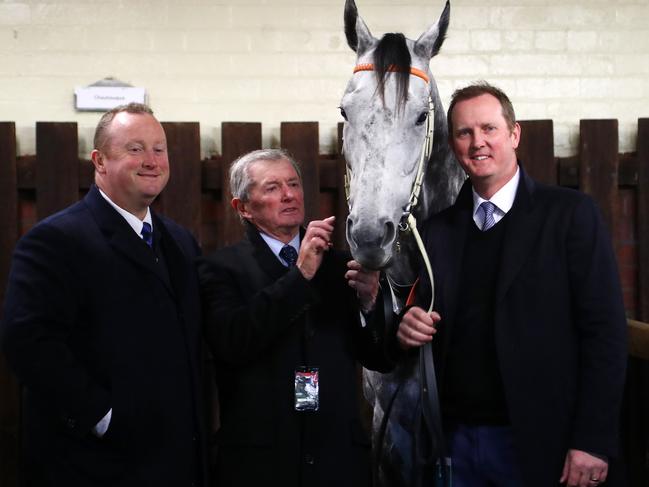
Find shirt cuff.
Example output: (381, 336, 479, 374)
(92, 408, 112, 438)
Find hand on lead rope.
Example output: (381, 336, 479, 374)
(397, 306, 440, 350)
(560, 449, 608, 487)
(345, 260, 379, 313)
(297, 216, 335, 280)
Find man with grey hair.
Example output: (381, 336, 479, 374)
(198, 148, 389, 487)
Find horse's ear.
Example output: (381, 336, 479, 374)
(344, 0, 375, 55)
(414, 0, 450, 60)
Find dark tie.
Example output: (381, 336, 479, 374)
(141, 222, 153, 248)
(279, 245, 298, 267)
(480, 201, 496, 231)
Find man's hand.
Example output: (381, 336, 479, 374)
(560, 449, 608, 487)
(345, 260, 379, 313)
(297, 216, 335, 280)
(397, 306, 440, 349)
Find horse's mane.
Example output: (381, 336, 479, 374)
(373, 33, 411, 112)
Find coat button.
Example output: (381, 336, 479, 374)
(65, 417, 77, 429)
(304, 453, 315, 465)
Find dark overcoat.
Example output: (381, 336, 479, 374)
(197, 223, 389, 487)
(415, 166, 628, 486)
(1, 185, 206, 487)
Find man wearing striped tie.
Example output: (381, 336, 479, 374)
(197, 148, 390, 487)
(395, 82, 627, 487)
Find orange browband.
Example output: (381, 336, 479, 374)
(353, 63, 430, 84)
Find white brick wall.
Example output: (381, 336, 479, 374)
(0, 0, 648, 158)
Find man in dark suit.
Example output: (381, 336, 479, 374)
(1, 103, 205, 486)
(197, 149, 388, 487)
(397, 83, 627, 487)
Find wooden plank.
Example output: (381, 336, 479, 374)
(159, 122, 202, 239)
(628, 319, 649, 360)
(558, 156, 579, 188)
(0, 122, 20, 487)
(619, 153, 638, 187)
(281, 122, 320, 224)
(220, 123, 262, 247)
(36, 122, 79, 220)
(616, 189, 638, 317)
(201, 157, 222, 192)
(79, 159, 94, 190)
(637, 119, 649, 321)
(579, 120, 618, 233)
(517, 120, 556, 185)
(16, 156, 35, 190)
(0, 123, 18, 309)
(199, 158, 223, 256)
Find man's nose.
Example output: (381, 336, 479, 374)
(141, 149, 157, 166)
(281, 184, 295, 200)
(470, 132, 485, 149)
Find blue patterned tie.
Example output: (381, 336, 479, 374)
(480, 201, 496, 231)
(141, 222, 153, 248)
(279, 245, 298, 267)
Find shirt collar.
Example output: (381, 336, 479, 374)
(259, 232, 300, 265)
(98, 188, 152, 236)
(471, 165, 520, 217)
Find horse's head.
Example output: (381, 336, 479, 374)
(341, 0, 450, 270)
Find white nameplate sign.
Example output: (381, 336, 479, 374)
(75, 86, 146, 111)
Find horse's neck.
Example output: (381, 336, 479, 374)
(385, 89, 465, 310)
(419, 87, 466, 219)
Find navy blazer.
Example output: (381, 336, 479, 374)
(198, 223, 389, 487)
(416, 166, 627, 486)
(1, 185, 206, 486)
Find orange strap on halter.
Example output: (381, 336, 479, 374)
(353, 63, 430, 84)
(405, 278, 419, 307)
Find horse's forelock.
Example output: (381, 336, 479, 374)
(373, 33, 411, 111)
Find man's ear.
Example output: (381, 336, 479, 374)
(510, 122, 521, 150)
(91, 149, 106, 174)
(231, 198, 251, 220)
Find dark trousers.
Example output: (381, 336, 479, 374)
(446, 424, 523, 487)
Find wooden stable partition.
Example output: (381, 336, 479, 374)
(0, 119, 648, 485)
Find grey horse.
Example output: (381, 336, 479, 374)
(340, 1, 465, 485)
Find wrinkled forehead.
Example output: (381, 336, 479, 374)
(249, 158, 300, 184)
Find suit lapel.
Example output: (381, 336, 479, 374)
(245, 222, 296, 282)
(84, 186, 176, 297)
(495, 168, 544, 304)
(154, 214, 188, 299)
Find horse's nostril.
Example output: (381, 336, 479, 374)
(381, 221, 395, 248)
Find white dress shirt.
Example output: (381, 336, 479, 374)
(471, 166, 520, 229)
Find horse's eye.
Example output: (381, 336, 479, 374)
(339, 107, 348, 121)
(416, 112, 428, 126)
